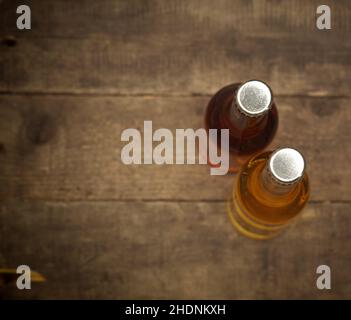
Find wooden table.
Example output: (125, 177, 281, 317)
(0, 0, 350, 299)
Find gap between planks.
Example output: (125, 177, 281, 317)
(2, 199, 350, 204)
(0, 91, 349, 99)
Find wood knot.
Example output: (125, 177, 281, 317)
(2, 36, 17, 47)
(311, 100, 340, 117)
(0, 143, 5, 154)
(25, 113, 57, 145)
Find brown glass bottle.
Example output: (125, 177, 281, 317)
(228, 148, 310, 239)
(205, 80, 278, 172)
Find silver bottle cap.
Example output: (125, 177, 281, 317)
(235, 80, 273, 117)
(268, 148, 305, 184)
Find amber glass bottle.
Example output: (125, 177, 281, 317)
(205, 80, 278, 172)
(228, 148, 310, 239)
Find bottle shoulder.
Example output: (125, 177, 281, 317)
(205, 83, 279, 156)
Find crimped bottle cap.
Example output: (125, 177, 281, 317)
(268, 148, 305, 184)
(235, 80, 273, 117)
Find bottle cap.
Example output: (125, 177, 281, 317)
(268, 148, 305, 184)
(235, 80, 273, 117)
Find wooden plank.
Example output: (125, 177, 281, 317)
(0, 95, 350, 201)
(0, 1, 351, 95)
(2, 0, 351, 37)
(0, 201, 350, 299)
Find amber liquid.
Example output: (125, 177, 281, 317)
(228, 151, 310, 239)
(205, 83, 278, 172)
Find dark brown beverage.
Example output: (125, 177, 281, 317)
(205, 81, 278, 172)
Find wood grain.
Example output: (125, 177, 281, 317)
(0, 0, 350, 300)
(1, 0, 351, 96)
(1, 0, 350, 38)
(0, 201, 350, 299)
(0, 95, 349, 202)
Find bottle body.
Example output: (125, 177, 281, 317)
(205, 83, 278, 172)
(228, 150, 310, 239)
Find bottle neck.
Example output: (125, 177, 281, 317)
(228, 96, 267, 130)
(260, 164, 297, 196)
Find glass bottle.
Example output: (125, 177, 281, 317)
(228, 148, 310, 239)
(204, 80, 278, 172)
